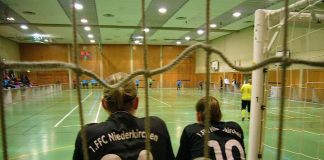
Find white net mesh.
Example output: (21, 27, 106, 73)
(1, 0, 324, 160)
(260, 1, 324, 159)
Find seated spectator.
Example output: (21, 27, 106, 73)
(3, 70, 16, 89)
(176, 96, 245, 160)
(8, 70, 17, 81)
(2, 79, 10, 89)
(20, 73, 31, 87)
(73, 72, 175, 160)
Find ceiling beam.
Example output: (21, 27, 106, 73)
(0, 23, 238, 33)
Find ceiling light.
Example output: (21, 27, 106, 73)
(32, 33, 42, 41)
(197, 29, 204, 35)
(134, 40, 140, 44)
(210, 24, 217, 28)
(136, 35, 143, 39)
(74, 3, 83, 10)
(6, 17, 15, 21)
(84, 26, 91, 31)
(103, 13, 115, 17)
(22, 11, 36, 15)
(176, 41, 181, 45)
(158, 7, 167, 14)
(233, 12, 241, 17)
(20, 25, 29, 30)
(31, 33, 50, 38)
(90, 39, 95, 43)
(144, 28, 150, 33)
(185, 36, 191, 41)
(44, 39, 49, 42)
(80, 18, 88, 23)
(88, 34, 94, 38)
(176, 16, 187, 20)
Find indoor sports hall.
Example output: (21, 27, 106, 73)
(0, 0, 323, 160)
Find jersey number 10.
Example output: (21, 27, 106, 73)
(208, 139, 245, 159)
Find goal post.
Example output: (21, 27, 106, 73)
(248, 9, 268, 160)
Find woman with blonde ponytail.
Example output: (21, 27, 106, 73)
(73, 72, 175, 160)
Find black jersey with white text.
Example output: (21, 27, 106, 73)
(73, 112, 175, 160)
(176, 121, 245, 160)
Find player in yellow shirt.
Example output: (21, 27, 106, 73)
(240, 79, 252, 121)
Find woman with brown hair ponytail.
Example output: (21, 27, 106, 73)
(177, 96, 246, 160)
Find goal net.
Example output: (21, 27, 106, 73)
(249, 0, 324, 159)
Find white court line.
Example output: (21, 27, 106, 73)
(268, 111, 294, 118)
(268, 107, 323, 110)
(54, 92, 93, 127)
(265, 127, 324, 136)
(285, 110, 320, 117)
(10, 145, 74, 160)
(288, 99, 324, 105)
(149, 96, 171, 107)
(264, 144, 322, 160)
(61, 124, 81, 128)
(95, 103, 102, 123)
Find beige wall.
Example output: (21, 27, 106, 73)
(0, 37, 20, 61)
(195, 27, 254, 73)
(273, 24, 324, 69)
(196, 23, 324, 72)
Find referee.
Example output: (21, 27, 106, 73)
(73, 72, 175, 160)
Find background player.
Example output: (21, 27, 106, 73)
(73, 72, 175, 160)
(240, 79, 252, 121)
(81, 79, 89, 89)
(135, 79, 140, 89)
(176, 96, 245, 160)
(199, 81, 203, 91)
(177, 80, 182, 90)
(148, 77, 153, 88)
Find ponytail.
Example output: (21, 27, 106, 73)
(103, 72, 137, 112)
(195, 96, 222, 123)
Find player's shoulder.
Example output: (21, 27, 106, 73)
(149, 116, 166, 124)
(138, 116, 167, 126)
(83, 122, 104, 131)
(182, 123, 204, 134)
(184, 123, 201, 129)
(84, 123, 99, 128)
(76, 123, 100, 136)
(223, 121, 242, 129)
(221, 121, 244, 136)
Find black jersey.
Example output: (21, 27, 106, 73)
(73, 112, 175, 160)
(176, 121, 245, 160)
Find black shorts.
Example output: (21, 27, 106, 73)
(241, 100, 251, 112)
